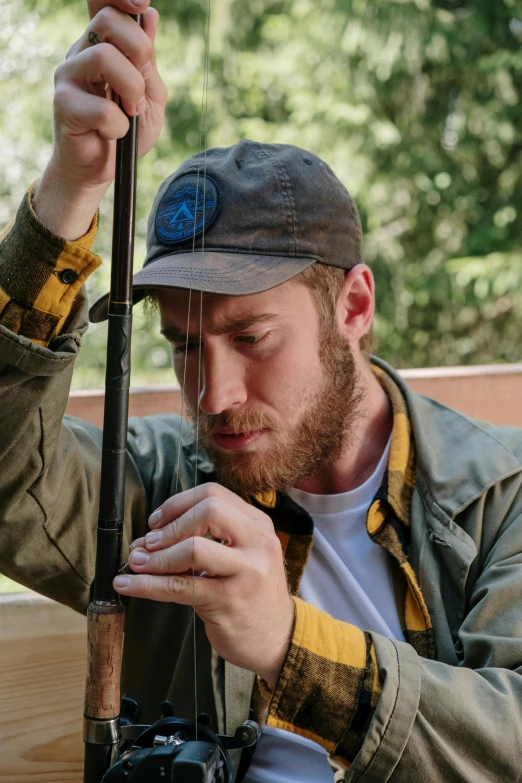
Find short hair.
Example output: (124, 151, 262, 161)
(294, 263, 375, 353)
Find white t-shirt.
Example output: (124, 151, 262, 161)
(244, 436, 406, 783)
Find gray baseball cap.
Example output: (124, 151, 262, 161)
(89, 140, 363, 323)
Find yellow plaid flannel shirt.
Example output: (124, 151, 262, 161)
(0, 186, 101, 346)
(0, 188, 435, 768)
(250, 367, 435, 766)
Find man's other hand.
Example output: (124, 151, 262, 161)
(115, 483, 295, 687)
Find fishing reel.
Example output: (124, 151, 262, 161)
(101, 696, 260, 783)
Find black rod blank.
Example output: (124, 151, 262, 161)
(95, 109, 139, 601)
(83, 13, 141, 783)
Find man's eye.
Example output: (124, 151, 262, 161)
(173, 340, 200, 355)
(236, 333, 268, 345)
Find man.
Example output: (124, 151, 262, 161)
(1, 1, 522, 781)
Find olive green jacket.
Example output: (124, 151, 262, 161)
(2, 289, 522, 781)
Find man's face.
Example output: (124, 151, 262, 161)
(157, 279, 361, 495)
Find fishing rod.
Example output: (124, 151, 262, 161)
(82, 10, 260, 783)
(82, 12, 142, 782)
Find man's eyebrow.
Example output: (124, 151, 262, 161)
(160, 313, 280, 343)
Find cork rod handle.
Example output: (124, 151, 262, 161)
(84, 602, 126, 719)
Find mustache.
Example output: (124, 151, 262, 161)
(198, 407, 280, 437)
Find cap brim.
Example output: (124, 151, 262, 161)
(89, 250, 316, 322)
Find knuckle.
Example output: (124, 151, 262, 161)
(53, 89, 82, 127)
(191, 535, 205, 562)
(54, 61, 68, 85)
(142, 36, 154, 62)
(121, 72, 145, 105)
(132, 32, 153, 64)
(91, 41, 112, 67)
(154, 549, 167, 572)
(158, 497, 172, 516)
(95, 5, 118, 26)
(257, 510, 274, 529)
(53, 82, 68, 110)
(134, 72, 146, 98)
(204, 482, 223, 499)
(165, 518, 181, 542)
(95, 99, 117, 124)
(266, 530, 279, 550)
(265, 533, 283, 557)
(166, 574, 182, 595)
(134, 574, 148, 595)
(97, 101, 128, 136)
(201, 495, 223, 518)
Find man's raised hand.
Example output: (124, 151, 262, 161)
(33, 0, 167, 239)
(114, 483, 296, 687)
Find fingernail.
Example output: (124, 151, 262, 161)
(136, 97, 147, 114)
(142, 61, 153, 79)
(130, 550, 150, 565)
(131, 0, 143, 7)
(114, 575, 131, 588)
(149, 508, 163, 528)
(145, 530, 163, 546)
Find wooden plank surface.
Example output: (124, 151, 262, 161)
(0, 593, 85, 782)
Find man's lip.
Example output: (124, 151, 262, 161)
(215, 427, 269, 436)
(212, 430, 267, 450)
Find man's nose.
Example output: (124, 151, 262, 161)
(198, 348, 247, 415)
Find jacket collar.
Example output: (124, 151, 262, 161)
(371, 356, 522, 523)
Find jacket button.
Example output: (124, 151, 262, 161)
(60, 269, 78, 284)
(294, 709, 312, 729)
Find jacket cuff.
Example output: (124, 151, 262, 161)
(344, 634, 421, 779)
(266, 597, 383, 765)
(0, 186, 101, 346)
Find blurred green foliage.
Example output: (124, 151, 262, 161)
(1, 0, 522, 388)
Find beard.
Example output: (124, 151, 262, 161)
(189, 325, 363, 497)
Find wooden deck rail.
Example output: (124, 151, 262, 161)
(3, 363, 522, 781)
(65, 363, 522, 428)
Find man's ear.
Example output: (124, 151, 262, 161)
(336, 264, 375, 345)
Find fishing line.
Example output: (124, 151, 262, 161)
(168, 0, 212, 738)
(192, 0, 212, 735)
(167, 0, 212, 736)
(174, 0, 212, 495)
(173, 0, 212, 498)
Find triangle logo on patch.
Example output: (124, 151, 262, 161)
(168, 201, 194, 225)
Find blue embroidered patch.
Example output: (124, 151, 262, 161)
(155, 174, 219, 245)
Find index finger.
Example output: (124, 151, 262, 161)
(88, 0, 150, 20)
(148, 482, 263, 529)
